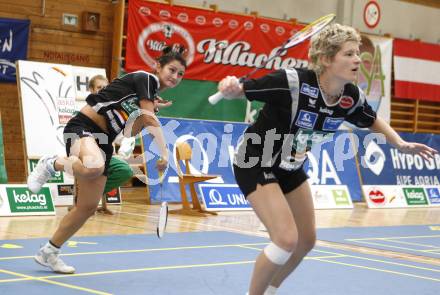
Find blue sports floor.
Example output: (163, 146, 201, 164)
(0, 229, 439, 294)
(318, 225, 440, 258)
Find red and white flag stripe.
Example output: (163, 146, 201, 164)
(393, 38, 440, 102)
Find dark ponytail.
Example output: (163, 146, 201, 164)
(157, 44, 187, 68)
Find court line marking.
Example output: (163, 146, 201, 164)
(0, 242, 269, 261)
(118, 210, 269, 238)
(347, 240, 440, 253)
(0, 260, 256, 284)
(0, 269, 111, 294)
(240, 245, 440, 273)
(313, 249, 440, 273)
(422, 249, 440, 253)
(1, 240, 439, 286)
(311, 258, 440, 282)
(381, 239, 439, 249)
(238, 245, 348, 259)
(348, 235, 440, 241)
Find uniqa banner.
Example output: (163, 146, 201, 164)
(141, 118, 362, 204)
(126, 0, 308, 81)
(0, 18, 30, 82)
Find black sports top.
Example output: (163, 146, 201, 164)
(86, 71, 159, 138)
(235, 68, 377, 171)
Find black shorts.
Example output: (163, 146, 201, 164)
(63, 112, 114, 176)
(233, 164, 308, 197)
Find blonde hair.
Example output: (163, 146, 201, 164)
(308, 23, 361, 74)
(88, 75, 108, 90)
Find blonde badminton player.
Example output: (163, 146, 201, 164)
(215, 23, 437, 295)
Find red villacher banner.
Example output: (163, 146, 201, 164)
(126, 0, 308, 82)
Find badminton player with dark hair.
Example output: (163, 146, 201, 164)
(68, 74, 134, 215)
(216, 23, 437, 294)
(27, 46, 187, 274)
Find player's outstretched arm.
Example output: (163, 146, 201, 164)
(369, 117, 438, 160)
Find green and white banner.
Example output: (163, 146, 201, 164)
(0, 184, 55, 216)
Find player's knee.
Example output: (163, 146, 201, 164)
(77, 204, 98, 218)
(81, 167, 104, 179)
(81, 156, 105, 178)
(263, 241, 294, 265)
(272, 228, 298, 252)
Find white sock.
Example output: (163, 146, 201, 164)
(246, 286, 278, 295)
(264, 285, 278, 295)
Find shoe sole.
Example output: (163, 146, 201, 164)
(34, 255, 75, 274)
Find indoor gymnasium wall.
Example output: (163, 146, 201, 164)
(0, 0, 115, 182)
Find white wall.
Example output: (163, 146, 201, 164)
(174, 0, 440, 44)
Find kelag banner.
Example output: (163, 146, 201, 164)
(142, 118, 362, 204)
(0, 18, 30, 82)
(126, 0, 307, 81)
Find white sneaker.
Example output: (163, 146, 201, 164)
(34, 243, 75, 274)
(27, 155, 57, 193)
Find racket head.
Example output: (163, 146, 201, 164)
(283, 14, 336, 50)
(156, 201, 169, 239)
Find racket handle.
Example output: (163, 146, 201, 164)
(208, 92, 224, 105)
(158, 170, 164, 184)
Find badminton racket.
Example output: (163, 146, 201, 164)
(208, 13, 336, 105)
(156, 168, 168, 239)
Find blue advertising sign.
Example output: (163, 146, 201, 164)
(198, 184, 251, 210)
(354, 130, 440, 186)
(142, 118, 363, 203)
(142, 118, 247, 203)
(304, 131, 363, 201)
(0, 18, 30, 82)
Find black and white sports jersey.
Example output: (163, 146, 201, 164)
(235, 68, 376, 171)
(86, 71, 159, 137)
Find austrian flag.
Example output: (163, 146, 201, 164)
(393, 38, 440, 102)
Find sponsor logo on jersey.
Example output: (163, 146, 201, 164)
(295, 110, 318, 129)
(308, 99, 316, 108)
(319, 107, 334, 115)
(322, 117, 344, 131)
(300, 83, 319, 98)
(263, 172, 276, 180)
(82, 131, 93, 137)
(339, 96, 354, 108)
